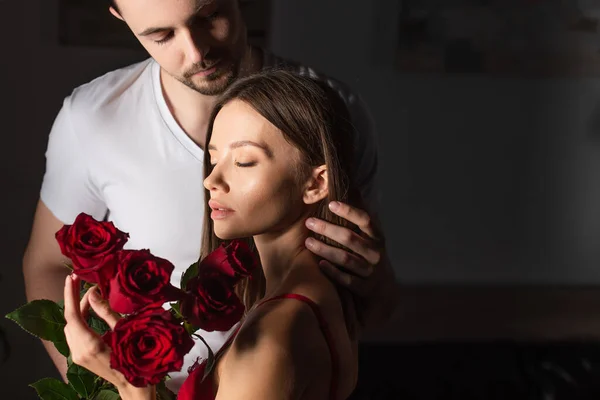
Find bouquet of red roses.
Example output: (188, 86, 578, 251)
(6, 213, 257, 400)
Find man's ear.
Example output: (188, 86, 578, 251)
(109, 7, 124, 21)
(303, 165, 329, 205)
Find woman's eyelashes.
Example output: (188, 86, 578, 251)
(209, 160, 257, 168)
(234, 160, 257, 167)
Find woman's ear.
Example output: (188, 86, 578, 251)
(109, 6, 124, 21)
(303, 165, 329, 205)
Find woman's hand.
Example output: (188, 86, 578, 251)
(63, 274, 155, 400)
(304, 201, 399, 331)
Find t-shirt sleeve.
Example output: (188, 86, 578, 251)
(40, 97, 107, 224)
(347, 92, 381, 220)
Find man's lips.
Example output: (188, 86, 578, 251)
(191, 60, 222, 77)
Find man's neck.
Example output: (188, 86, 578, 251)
(159, 46, 263, 148)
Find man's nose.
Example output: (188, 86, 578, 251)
(183, 30, 209, 65)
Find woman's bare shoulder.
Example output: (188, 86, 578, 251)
(216, 298, 331, 399)
(234, 296, 330, 358)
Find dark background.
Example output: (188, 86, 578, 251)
(1, 0, 600, 398)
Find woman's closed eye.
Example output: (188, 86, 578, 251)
(209, 160, 256, 168)
(235, 160, 257, 167)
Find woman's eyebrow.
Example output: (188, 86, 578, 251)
(209, 140, 274, 158)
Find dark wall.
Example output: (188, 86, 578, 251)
(0, 1, 147, 396)
(2, 0, 600, 398)
(270, 0, 600, 284)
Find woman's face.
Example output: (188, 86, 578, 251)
(204, 100, 308, 240)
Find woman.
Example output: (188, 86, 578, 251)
(63, 69, 377, 399)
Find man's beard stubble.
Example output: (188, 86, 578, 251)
(178, 56, 242, 96)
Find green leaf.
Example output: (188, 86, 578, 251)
(29, 378, 79, 400)
(169, 302, 184, 323)
(180, 261, 199, 289)
(184, 321, 199, 336)
(93, 378, 116, 394)
(93, 390, 120, 400)
(67, 363, 97, 398)
(6, 300, 66, 343)
(88, 314, 110, 336)
(156, 380, 176, 400)
(54, 340, 70, 357)
(170, 302, 181, 315)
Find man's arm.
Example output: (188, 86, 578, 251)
(27, 96, 108, 379)
(23, 199, 73, 380)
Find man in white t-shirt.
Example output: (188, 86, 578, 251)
(23, 0, 399, 392)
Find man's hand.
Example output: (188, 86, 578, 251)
(304, 201, 399, 332)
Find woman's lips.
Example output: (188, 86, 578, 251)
(210, 209, 234, 220)
(208, 199, 234, 220)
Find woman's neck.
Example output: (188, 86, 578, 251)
(253, 220, 320, 296)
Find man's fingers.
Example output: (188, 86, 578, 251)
(328, 201, 378, 240)
(88, 288, 121, 330)
(305, 219, 380, 266)
(305, 238, 372, 278)
(319, 260, 368, 296)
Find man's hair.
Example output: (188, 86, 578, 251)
(201, 69, 363, 337)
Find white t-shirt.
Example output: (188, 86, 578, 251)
(40, 51, 379, 392)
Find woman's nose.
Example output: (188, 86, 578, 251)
(203, 167, 228, 192)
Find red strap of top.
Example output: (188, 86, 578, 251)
(255, 294, 339, 400)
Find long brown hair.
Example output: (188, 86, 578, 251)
(200, 69, 363, 337)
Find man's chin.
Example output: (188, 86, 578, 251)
(184, 66, 238, 96)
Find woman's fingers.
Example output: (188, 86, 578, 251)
(88, 287, 121, 330)
(80, 288, 92, 321)
(63, 274, 85, 327)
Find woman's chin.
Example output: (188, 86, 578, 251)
(214, 229, 242, 241)
(214, 224, 256, 241)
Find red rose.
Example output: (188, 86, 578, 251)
(103, 306, 194, 387)
(107, 250, 185, 314)
(55, 213, 129, 285)
(180, 269, 245, 332)
(200, 240, 258, 281)
(177, 359, 209, 400)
